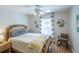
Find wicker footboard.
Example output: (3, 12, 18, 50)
(42, 36, 52, 53)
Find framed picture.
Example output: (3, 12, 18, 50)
(76, 15, 79, 32)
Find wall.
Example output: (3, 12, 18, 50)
(0, 7, 28, 29)
(69, 6, 79, 53)
(27, 15, 40, 33)
(54, 10, 70, 40)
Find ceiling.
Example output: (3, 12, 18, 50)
(0, 5, 72, 14)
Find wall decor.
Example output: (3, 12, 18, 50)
(36, 24, 39, 28)
(34, 21, 39, 28)
(76, 15, 79, 32)
(57, 19, 65, 27)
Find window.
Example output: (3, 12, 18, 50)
(40, 18, 54, 37)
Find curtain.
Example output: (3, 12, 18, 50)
(40, 13, 54, 37)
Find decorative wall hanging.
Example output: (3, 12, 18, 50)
(57, 19, 65, 27)
(76, 15, 79, 32)
(36, 24, 39, 28)
(34, 21, 39, 28)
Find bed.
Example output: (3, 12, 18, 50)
(5, 24, 52, 53)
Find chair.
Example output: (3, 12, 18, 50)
(57, 33, 68, 48)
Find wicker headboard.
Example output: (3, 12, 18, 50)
(5, 24, 27, 41)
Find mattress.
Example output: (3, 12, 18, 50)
(9, 33, 49, 53)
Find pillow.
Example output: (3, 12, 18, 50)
(10, 27, 27, 37)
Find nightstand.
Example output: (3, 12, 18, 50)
(0, 41, 11, 53)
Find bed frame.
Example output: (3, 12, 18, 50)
(5, 24, 52, 53)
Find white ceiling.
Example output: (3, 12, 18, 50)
(0, 5, 72, 14)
